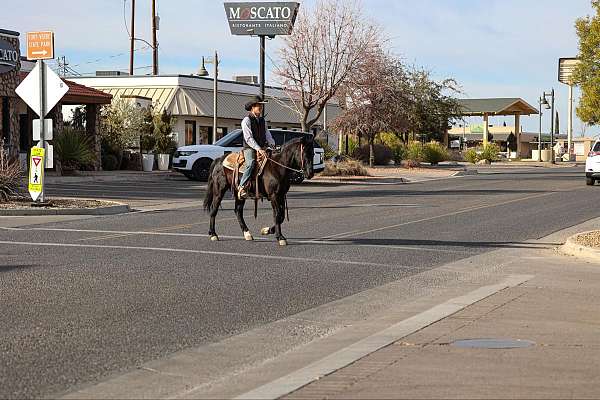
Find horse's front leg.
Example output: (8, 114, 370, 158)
(235, 198, 253, 241)
(270, 195, 287, 246)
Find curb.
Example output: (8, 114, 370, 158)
(0, 203, 130, 216)
(560, 231, 600, 263)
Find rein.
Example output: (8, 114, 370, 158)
(267, 143, 305, 175)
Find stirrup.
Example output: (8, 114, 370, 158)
(238, 187, 248, 199)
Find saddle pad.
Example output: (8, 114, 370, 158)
(223, 152, 246, 172)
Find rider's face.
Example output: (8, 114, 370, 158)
(252, 104, 263, 116)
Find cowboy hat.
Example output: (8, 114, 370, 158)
(244, 96, 268, 111)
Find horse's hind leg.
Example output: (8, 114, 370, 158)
(235, 198, 253, 241)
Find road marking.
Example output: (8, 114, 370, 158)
(322, 191, 559, 240)
(0, 227, 473, 254)
(0, 240, 405, 268)
(235, 274, 534, 400)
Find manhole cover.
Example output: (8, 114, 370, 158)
(451, 338, 535, 349)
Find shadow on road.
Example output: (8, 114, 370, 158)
(292, 237, 560, 250)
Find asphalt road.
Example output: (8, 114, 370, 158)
(1, 167, 598, 398)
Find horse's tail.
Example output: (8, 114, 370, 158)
(203, 159, 218, 212)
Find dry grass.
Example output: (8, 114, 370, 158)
(0, 142, 22, 202)
(321, 160, 369, 176)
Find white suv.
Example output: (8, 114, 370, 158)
(585, 139, 600, 185)
(172, 129, 325, 181)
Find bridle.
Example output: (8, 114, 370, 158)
(267, 142, 307, 176)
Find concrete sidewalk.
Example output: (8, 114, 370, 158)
(285, 241, 600, 398)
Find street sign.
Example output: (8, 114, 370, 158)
(558, 58, 580, 85)
(15, 61, 69, 118)
(0, 38, 19, 73)
(33, 119, 53, 141)
(26, 31, 54, 60)
(224, 2, 300, 36)
(28, 147, 45, 202)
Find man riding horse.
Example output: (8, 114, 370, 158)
(238, 96, 276, 199)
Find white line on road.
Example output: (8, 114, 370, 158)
(0, 227, 473, 254)
(234, 274, 534, 400)
(0, 240, 405, 268)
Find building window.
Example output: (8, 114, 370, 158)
(217, 127, 228, 140)
(2, 98, 10, 146)
(185, 121, 196, 145)
(199, 126, 214, 144)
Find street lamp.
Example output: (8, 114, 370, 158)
(198, 51, 219, 144)
(538, 96, 550, 161)
(542, 89, 556, 164)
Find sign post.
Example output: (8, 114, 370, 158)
(224, 2, 300, 103)
(558, 57, 581, 162)
(15, 31, 65, 203)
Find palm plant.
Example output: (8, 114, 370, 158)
(54, 128, 96, 174)
(0, 140, 22, 202)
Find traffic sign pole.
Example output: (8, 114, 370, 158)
(38, 59, 46, 203)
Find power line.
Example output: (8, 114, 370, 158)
(69, 45, 150, 68)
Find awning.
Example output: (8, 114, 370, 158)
(171, 87, 340, 125)
(458, 98, 538, 116)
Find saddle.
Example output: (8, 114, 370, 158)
(222, 151, 269, 193)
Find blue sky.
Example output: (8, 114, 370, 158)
(8, 0, 597, 135)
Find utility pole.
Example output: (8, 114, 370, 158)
(129, 0, 135, 75)
(213, 51, 218, 144)
(152, 0, 158, 75)
(260, 36, 266, 107)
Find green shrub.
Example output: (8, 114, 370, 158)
(352, 144, 394, 165)
(347, 136, 359, 155)
(54, 128, 95, 172)
(154, 110, 177, 154)
(140, 134, 156, 153)
(377, 132, 405, 163)
(480, 143, 500, 162)
(316, 138, 337, 160)
(322, 160, 368, 176)
(422, 142, 450, 165)
(102, 154, 120, 171)
(0, 140, 22, 201)
(405, 141, 424, 164)
(464, 148, 479, 164)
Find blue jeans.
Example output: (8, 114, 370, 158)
(239, 148, 256, 188)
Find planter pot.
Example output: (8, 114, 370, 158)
(157, 154, 170, 171)
(142, 153, 154, 172)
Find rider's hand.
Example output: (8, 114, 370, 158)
(258, 149, 268, 158)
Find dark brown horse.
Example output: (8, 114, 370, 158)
(203, 136, 314, 246)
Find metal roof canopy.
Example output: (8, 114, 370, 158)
(458, 98, 539, 116)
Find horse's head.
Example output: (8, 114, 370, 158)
(299, 135, 315, 179)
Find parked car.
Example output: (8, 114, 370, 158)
(172, 129, 325, 182)
(585, 139, 600, 185)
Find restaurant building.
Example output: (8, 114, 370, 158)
(71, 74, 341, 148)
(0, 29, 21, 157)
(0, 28, 113, 168)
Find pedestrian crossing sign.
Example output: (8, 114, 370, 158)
(29, 147, 45, 202)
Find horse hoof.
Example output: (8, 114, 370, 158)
(278, 239, 288, 246)
(210, 235, 220, 242)
(261, 227, 271, 236)
(244, 231, 254, 241)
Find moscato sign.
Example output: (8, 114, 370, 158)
(0, 39, 19, 74)
(224, 2, 300, 36)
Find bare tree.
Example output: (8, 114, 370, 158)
(332, 50, 410, 166)
(276, 0, 381, 132)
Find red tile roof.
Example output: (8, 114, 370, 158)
(18, 72, 112, 105)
